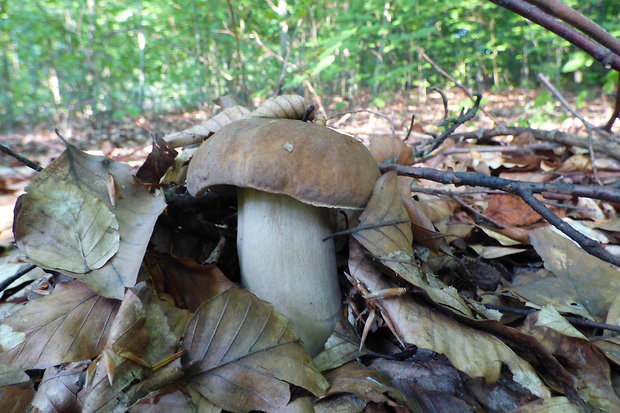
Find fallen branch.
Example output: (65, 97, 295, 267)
(451, 126, 620, 161)
(384, 165, 620, 267)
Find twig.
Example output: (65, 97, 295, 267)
(328, 109, 396, 139)
(413, 94, 482, 160)
(385, 165, 620, 267)
(485, 304, 620, 334)
(537, 73, 604, 183)
(0, 143, 43, 172)
(404, 114, 417, 142)
(451, 126, 620, 161)
(416, 47, 496, 122)
(409, 186, 507, 228)
(605, 73, 620, 132)
(442, 142, 560, 154)
(523, 0, 620, 57)
(429, 87, 449, 121)
(488, 0, 620, 71)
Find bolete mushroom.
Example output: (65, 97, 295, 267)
(186, 117, 380, 355)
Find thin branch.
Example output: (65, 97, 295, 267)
(523, 0, 620, 57)
(485, 304, 620, 334)
(537, 73, 604, 183)
(488, 0, 620, 71)
(451, 126, 620, 161)
(387, 165, 620, 267)
(413, 94, 482, 160)
(416, 47, 496, 122)
(605, 73, 620, 132)
(0, 143, 43, 172)
(429, 87, 449, 121)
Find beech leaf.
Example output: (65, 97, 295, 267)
(183, 287, 328, 412)
(0, 281, 119, 369)
(14, 142, 166, 299)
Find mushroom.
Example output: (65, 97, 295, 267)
(186, 117, 380, 355)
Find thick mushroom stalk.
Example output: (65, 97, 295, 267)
(237, 188, 340, 355)
(186, 117, 381, 355)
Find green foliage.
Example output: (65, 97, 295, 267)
(1, 0, 619, 127)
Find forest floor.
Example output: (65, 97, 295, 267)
(1, 87, 615, 245)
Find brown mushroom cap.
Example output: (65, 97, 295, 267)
(187, 117, 380, 209)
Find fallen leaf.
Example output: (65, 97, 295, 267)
(136, 134, 178, 185)
(509, 226, 620, 320)
(348, 240, 550, 398)
(0, 365, 29, 387)
(508, 396, 581, 413)
(0, 384, 35, 412)
(31, 361, 89, 412)
(183, 287, 328, 412)
(14, 142, 166, 299)
(354, 170, 413, 258)
(0, 281, 119, 369)
(469, 245, 526, 259)
(164, 105, 251, 147)
(14, 179, 120, 273)
(324, 362, 411, 409)
(483, 194, 542, 227)
(81, 282, 189, 412)
(523, 308, 620, 411)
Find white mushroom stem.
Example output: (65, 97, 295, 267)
(237, 187, 341, 355)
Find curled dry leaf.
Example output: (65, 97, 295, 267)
(0, 281, 119, 369)
(0, 385, 35, 413)
(249, 95, 314, 120)
(183, 287, 328, 412)
(348, 239, 550, 399)
(164, 105, 251, 148)
(136, 134, 178, 185)
(14, 142, 166, 299)
(368, 135, 414, 165)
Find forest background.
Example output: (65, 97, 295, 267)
(2, 0, 619, 132)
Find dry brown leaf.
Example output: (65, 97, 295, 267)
(0, 384, 35, 412)
(249, 95, 313, 120)
(143, 252, 235, 312)
(313, 320, 364, 372)
(323, 362, 411, 409)
(354, 170, 413, 257)
(523, 307, 620, 411)
(163, 105, 251, 148)
(0, 365, 29, 387)
(183, 287, 328, 412)
(31, 361, 89, 412)
(81, 282, 189, 412)
(508, 397, 581, 413)
(483, 194, 542, 227)
(509, 226, 620, 320)
(136, 134, 178, 185)
(368, 135, 414, 165)
(130, 385, 221, 413)
(348, 240, 550, 398)
(0, 281, 119, 369)
(14, 142, 166, 299)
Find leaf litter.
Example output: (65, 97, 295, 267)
(1, 94, 620, 411)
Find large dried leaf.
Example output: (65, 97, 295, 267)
(14, 179, 120, 273)
(0, 384, 35, 412)
(0, 281, 119, 369)
(31, 361, 88, 413)
(353, 170, 413, 258)
(523, 308, 620, 411)
(81, 282, 189, 413)
(368, 136, 414, 165)
(0, 365, 29, 387)
(348, 240, 550, 398)
(249, 95, 313, 120)
(183, 287, 329, 412)
(129, 385, 221, 413)
(483, 194, 542, 227)
(164, 106, 250, 147)
(509, 226, 620, 320)
(14, 142, 166, 299)
(353, 173, 473, 316)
